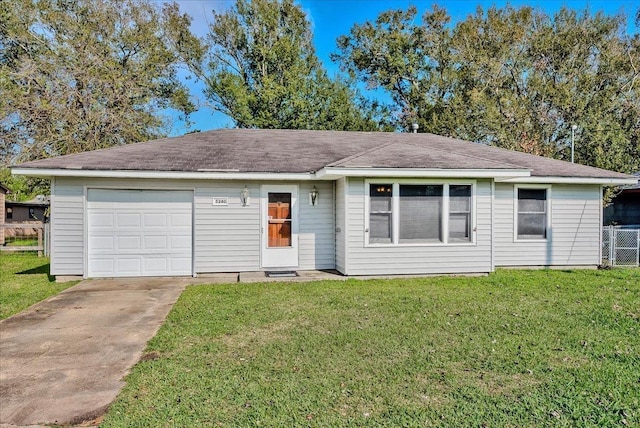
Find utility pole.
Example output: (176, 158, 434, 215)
(571, 124, 577, 163)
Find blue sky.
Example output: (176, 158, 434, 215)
(172, 0, 639, 135)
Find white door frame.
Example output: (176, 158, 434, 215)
(261, 184, 299, 269)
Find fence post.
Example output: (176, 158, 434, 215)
(609, 226, 614, 266)
(37, 227, 43, 257)
(44, 223, 50, 256)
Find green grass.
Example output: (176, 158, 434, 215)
(102, 269, 640, 427)
(5, 238, 39, 247)
(0, 252, 78, 320)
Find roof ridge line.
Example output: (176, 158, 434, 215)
(400, 138, 527, 170)
(418, 133, 606, 171)
(326, 141, 398, 168)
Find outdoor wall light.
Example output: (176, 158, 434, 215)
(310, 185, 319, 206)
(240, 185, 250, 206)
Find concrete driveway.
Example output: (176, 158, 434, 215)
(0, 277, 204, 426)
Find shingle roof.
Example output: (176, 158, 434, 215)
(15, 129, 630, 179)
(623, 172, 640, 190)
(6, 196, 49, 207)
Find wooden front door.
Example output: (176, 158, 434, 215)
(261, 185, 298, 268)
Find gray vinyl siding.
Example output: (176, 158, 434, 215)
(344, 178, 493, 275)
(50, 178, 84, 275)
(494, 183, 601, 266)
(335, 178, 346, 274)
(49, 178, 336, 276)
(44, 176, 606, 276)
(195, 181, 335, 272)
(298, 181, 335, 270)
(194, 183, 260, 272)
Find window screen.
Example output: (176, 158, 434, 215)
(449, 185, 471, 242)
(517, 188, 547, 239)
(399, 185, 443, 243)
(369, 184, 392, 243)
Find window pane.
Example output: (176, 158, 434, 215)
(450, 185, 471, 212)
(450, 185, 471, 197)
(449, 213, 470, 241)
(369, 184, 392, 243)
(370, 184, 392, 212)
(399, 185, 442, 243)
(518, 213, 546, 239)
(370, 213, 392, 243)
(518, 189, 546, 212)
(268, 193, 292, 247)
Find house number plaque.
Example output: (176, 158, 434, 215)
(212, 197, 228, 206)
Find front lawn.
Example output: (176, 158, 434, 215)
(0, 252, 77, 320)
(5, 238, 39, 247)
(103, 269, 639, 427)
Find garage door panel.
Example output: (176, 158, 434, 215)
(89, 235, 114, 251)
(143, 235, 167, 250)
(169, 257, 192, 271)
(170, 212, 191, 227)
(89, 213, 114, 228)
(89, 258, 115, 275)
(143, 213, 168, 227)
(143, 257, 167, 274)
(88, 189, 118, 203)
(87, 189, 192, 277)
(117, 258, 142, 274)
(116, 212, 141, 227)
(170, 235, 191, 249)
(117, 235, 142, 250)
(140, 191, 184, 203)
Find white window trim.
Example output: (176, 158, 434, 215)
(513, 184, 552, 243)
(364, 179, 477, 247)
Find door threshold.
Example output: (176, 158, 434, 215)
(264, 271, 299, 278)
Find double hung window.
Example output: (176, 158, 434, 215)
(369, 184, 393, 243)
(516, 188, 548, 240)
(367, 182, 474, 246)
(449, 185, 472, 242)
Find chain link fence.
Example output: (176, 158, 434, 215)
(602, 226, 640, 267)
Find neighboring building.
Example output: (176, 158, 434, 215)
(603, 172, 640, 227)
(12, 129, 635, 279)
(5, 195, 50, 223)
(0, 183, 8, 245)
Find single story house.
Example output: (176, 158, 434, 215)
(5, 195, 50, 223)
(12, 129, 635, 279)
(603, 172, 640, 227)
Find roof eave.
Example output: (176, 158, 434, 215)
(500, 176, 637, 185)
(6, 201, 49, 207)
(13, 167, 634, 186)
(317, 167, 531, 180)
(11, 168, 315, 181)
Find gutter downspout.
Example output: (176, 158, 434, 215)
(599, 185, 603, 266)
(490, 180, 495, 272)
(333, 180, 337, 273)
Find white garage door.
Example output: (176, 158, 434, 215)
(87, 189, 193, 277)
